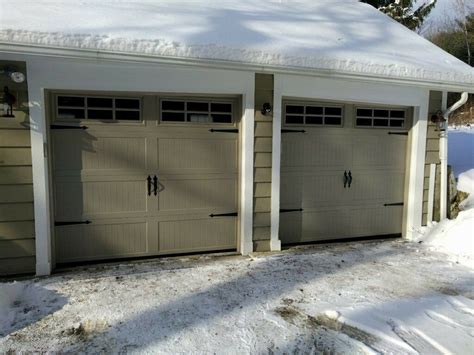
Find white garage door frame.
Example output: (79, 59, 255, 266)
(270, 74, 429, 250)
(22, 56, 255, 276)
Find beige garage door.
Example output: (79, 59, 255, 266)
(51, 93, 239, 263)
(279, 101, 409, 244)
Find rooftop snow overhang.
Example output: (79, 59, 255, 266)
(0, 0, 472, 92)
(1, 40, 472, 94)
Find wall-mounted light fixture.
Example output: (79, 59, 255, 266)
(430, 110, 446, 131)
(2, 86, 16, 117)
(261, 102, 272, 115)
(0, 66, 26, 83)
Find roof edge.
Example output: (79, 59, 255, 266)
(1, 42, 472, 93)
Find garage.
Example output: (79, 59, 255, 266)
(279, 100, 410, 244)
(50, 92, 240, 263)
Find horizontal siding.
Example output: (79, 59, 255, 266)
(0, 221, 35, 240)
(0, 239, 35, 259)
(0, 60, 35, 276)
(0, 184, 34, 203)
(255, 168, 272, 183)
(253, 226, 271, 241)
(254, 198, 271, 213)
(0, 256, 35, 276)
(254, 212, 270, 227)
(0, 166, 33, 184)
(0, 147, 32, 165)
(254, 182, 271, 198)
(255, 153, 272, 168)
(0, 203, 35, 222)
(0, 129, 31, 147)
(255, 138, 272, 152)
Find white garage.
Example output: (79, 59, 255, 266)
(0, 0, 472, 275)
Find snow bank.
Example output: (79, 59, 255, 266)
(414, 169, 474, 267)
(0, 0, 473, 85)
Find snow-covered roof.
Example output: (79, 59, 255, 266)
(1, 0, 473, 87)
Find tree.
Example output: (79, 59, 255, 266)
(428, 13, 473, 66)
(360, 0, 437, 31)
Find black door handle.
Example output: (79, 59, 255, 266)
(147, 175, 152, 196)
(348, 171, 353, 188)
(153, 175, 158, 196)
(344, 171, 348, 188)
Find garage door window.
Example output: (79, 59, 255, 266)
(161, 99, 233, 124)
(356, 108, 406, 128)
(56, 95, 141, 121)
(285, 104, 343, 126)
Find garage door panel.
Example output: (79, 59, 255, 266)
(279, 213, 303, 244)
(54, 135, 148, 172)
(303, 172, 347, 208)
(56, 221, 150, 263)
(280, 102, 408, 245)
(157, 137, 237, 173)
(352, 136, 407, 168)
(158, 178, 236, 212)
(350, 170, 405, 203)
(55, 180, 147, 219)
(158, 218, 236, 253)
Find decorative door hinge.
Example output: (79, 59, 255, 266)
(51, 124, 88, 130)
(388, 132, 408, 136)
(209, 129, 239, 133)
(384, 202, 404, 207)
(282, 129, 306, 133)
(280, 208, 303, 213)
(55, 220, 92, 226)
(209, 212, 238, 217)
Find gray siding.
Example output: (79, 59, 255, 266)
(0, 60, 35, 276)
(253, 73, 274, 251)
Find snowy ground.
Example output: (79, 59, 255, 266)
(1, 239, 473, 354)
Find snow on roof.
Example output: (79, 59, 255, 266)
(1, 0, 473, 86)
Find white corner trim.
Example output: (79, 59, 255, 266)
(270, 77, 282, 251)
(405, 97, 429, 239)
(240, 90, 255, 255)
(427, 163, 436, 223)
(29, 87, 53, 276)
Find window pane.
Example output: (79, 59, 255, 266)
(211, 103, 232, 113)
(306, 106, 323, 115)
(356, 118, 372, 126)
(325, 117, 342, 125)
(187, 102, 209, 112)
(116, 99, 140, 109)
(212, 114, 232, 123)
(357, 109, 372, 117)
(306, 116, 323, 125)
(390, 120, 405, 127)
(286, 115, 304, 124)
(162, 112, 185, 122)
(325, 107, 342, 116)
(116, 110, 140, 120)
(390, 110, 405, 118)
(286, 105, 304, 114)
(373, 119, 389, 127)
(87, 97, 113, 108)
(374, 109, 389, 118)
(162, 101, 185, 111)
(88, 109, 113, 120)
(58, 108, 85, 119)
(58, 96, 84, 107)
(187, 113, 209, 122)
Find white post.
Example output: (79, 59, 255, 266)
(27, 83, 53, 276)
(440, 91, 448, 220)
(405, 96, 429, 238)
(240, 89, 255, 255)
(270, 76, 282, 251)
(427, 163, 436, 224)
